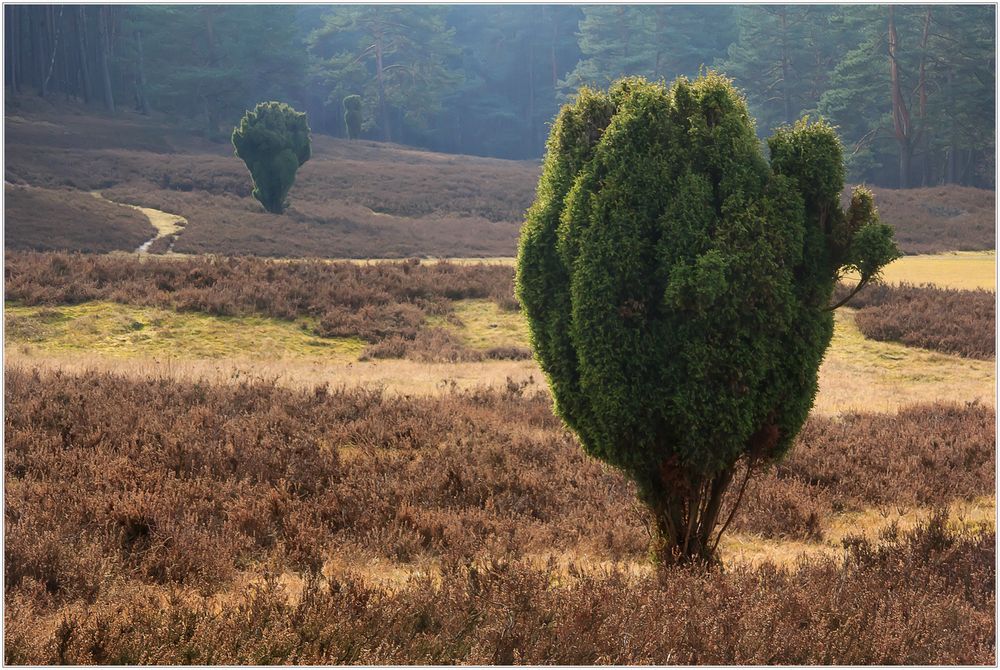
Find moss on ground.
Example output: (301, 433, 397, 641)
(5, 301, 364, 360)
(428, 299, 530, 350)
(4, 299, 993, 414)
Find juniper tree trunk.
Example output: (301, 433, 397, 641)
(647, 466, 736, 565)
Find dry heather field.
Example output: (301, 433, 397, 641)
(3, 100, 998, 664)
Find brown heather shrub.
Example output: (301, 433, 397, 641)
(4, 367, 640, 594)
(734, 401, 996, 539)
(4, 184, 155, 254)
(100, 183, 523, 259)
(861, 184, 996, 254)
(5, 368, 993, 577)
(835, 281, 995, 359)
(360, 329, 532, 363)
(5, 367, 994, 662)
(5, 252, 518, 358)
(5, 515, 994, 664)
(7, 134, 537, 224)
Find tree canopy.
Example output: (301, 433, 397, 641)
(516, 73, 900, 563)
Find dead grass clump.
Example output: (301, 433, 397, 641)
(4, 184, 155, 253)
(835, 281, 995, 359)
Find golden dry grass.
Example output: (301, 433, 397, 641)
(816, 308, 995, 414)
(428, 299, 530, 350)
(720, 495, 995, 568)
(845, 250, 996, 290)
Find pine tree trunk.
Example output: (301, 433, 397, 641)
(11, 6, 22, 93)
(550, 16, 558, 89)
(946, 69, 956, 184)
(527, 41, 535, 153)
(42, 6, 63, 99)
(96, 6, 115, 113)
(5, 6, 18, 93)
(888, 6, 911, 189)
(203, 9, 219, 136)
(899, 145, 912, 189)
(134, 29, 150, 114)
(375, 30, 390, 142)
(59, 11, 71, 100)
(917, 9, 931, 186)
(32, 6, 46, 95)
(75, 7, 91, 103)
(780, 8, 792, 125)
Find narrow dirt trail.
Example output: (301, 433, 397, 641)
(89, 191, 187, 253)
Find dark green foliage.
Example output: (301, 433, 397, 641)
(343, 95, 363, 139)
(516, 73, 900, 563)
(231, 101, 311, 214)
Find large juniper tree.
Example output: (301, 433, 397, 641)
(232, 101, 311, 214)
(516, 73, 899, 565)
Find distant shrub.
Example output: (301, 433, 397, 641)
(343, 95, 363, 140)
(231, 101, 311, 214)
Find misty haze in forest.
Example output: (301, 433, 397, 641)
(5, 4, 996, 189)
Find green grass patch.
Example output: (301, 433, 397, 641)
(5, 301, 364, 360)
(428, 299, 530, 350)
(829, 308, 993, 382)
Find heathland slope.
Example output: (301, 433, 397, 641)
(5, 97, 995, 258)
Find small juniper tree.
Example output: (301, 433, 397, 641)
(232, 102, 311, 214)
(516, 73, 899, 565)
(343, 95, 363, 140)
